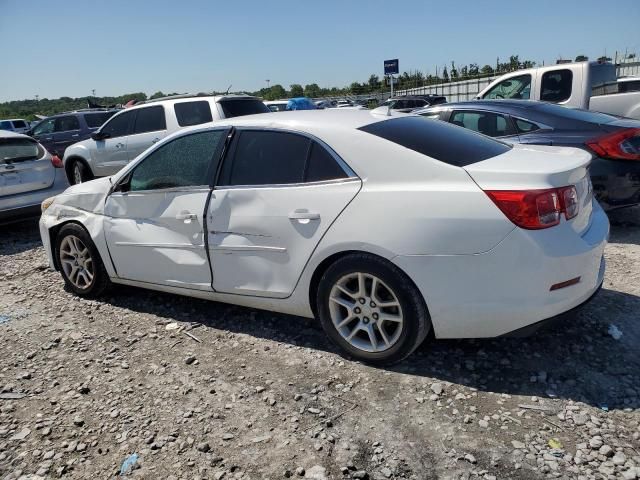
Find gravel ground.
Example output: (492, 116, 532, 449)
(0, 213, 639, 480)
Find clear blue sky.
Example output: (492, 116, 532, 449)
(1, 0, 638, 102)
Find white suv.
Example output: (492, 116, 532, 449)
(62, 94, 270, 184)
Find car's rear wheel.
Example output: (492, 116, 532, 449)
(55, 223, 110, 297)
(316, 253, 431, 365)
(69, 159, 93, 185)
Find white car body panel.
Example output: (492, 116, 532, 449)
(40, 110, 609, 339)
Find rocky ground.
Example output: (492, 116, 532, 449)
(0, 213, 639, 480)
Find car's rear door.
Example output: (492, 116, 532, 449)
(30, 118, 56, 154)
(52, 115, 81, 156)
(125, 105, 168, 161)
(208, 129, 361, 298)
(0, 136, 54, 197)
(104, 128, 229, 290)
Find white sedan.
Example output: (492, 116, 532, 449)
(39, 110, 608, 364)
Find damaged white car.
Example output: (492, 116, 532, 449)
(40, 110, 608, 364)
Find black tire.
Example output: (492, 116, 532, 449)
(55, 223, 110, 297)
(316, 253, 431, 366)
(68, 159, 94, 185)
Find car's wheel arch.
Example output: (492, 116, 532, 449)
(49, 220, 90, 271)
(64, 155, 92, 181)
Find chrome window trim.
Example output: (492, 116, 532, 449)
(215, 177, 361, 191)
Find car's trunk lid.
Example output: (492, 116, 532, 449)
(0, 137, 55, 197)
(464, 144, 594, 234)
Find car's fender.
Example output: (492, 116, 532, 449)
(62, 141, 93, 170)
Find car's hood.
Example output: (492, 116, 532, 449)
(55, 177, 112, 214)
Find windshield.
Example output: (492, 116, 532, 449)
(359, 116, 511, 167)
(219, 98, 270, 118)
(0, 137, 44, 164)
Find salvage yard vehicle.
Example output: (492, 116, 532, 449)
(62, 94, 270, 185)
(1, 131, 68, 223)
(40, 110, 608, 365)
(28, 108, 118, 158)
(0, 118, 31, 134)
(415, 100, 640, 211)
(477, 61, 640, 120)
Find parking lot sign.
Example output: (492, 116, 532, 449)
(384, 59, 399, 75)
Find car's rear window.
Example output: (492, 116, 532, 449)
(84, 112, 116, 128)
(358, 116, 511, 167)
(533, 103, 618, 124)
(218, 99, 270, 118)
(0, 137, 44, 164)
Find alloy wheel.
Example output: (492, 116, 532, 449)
(328, 272, 404, 353)
(59, 235, 94, 289)
(73, 163, 83, 184)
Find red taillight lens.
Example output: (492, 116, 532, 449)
(485, 189, 561, 229)
(586, 128, 640, 161)
(51, 155, 63, 168)
(485, 185, 580, 229)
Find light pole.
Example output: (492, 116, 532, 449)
(35, 94, 39, 102)
(266, 79, 270, 89)
(92, 89, 96, 97)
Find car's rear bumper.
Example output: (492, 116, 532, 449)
(393, 201, 609, 339)
(0, 170, 69, 224)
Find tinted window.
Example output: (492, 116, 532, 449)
(174, 101, 213, 127)
(54, 115, 80, 132)
(618, 80, 640, 93)
(129, 130, 225, 191)
(305, 142, 348, 182)
(221, 131, 310, 186)
(484, 74, 531, 100)
(32, 118, 55, 135)
(514, 118, 540, 133)
(133, 106, 166, 134)
(590, 64, 618, 96)
(0, 137, 44, 164)
(0, 121, 12, 130)
(12, 120, 27, 129)
(359, 116, 511, 167)
(450, 111, 509, 137)
(84, 112, 116, 128)
(533, 103, 618, 124)
(101, 111, 134, 138)
(540, 69, 573, 102)
(219, 99, 270, 118)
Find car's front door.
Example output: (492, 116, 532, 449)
(208, 129, 361, 298)
(104, 129, 228, 290)
(125, 105, 168, 162)
(30, 118, 56, 154)
(52, 115, 81, 156)
(91, 110, 135, 177)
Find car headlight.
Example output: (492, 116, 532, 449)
(41, 196, 57, 212)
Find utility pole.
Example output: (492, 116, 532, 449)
(92, 89, 96, 97)
(35, 94, 39, 102)
(265, 80, 270, 89)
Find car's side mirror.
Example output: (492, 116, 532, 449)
(91, 131, 110, 141)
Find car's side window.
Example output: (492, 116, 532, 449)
(540, 69, 573, 103)
(305, 142, 349, 182)
(54, 115, 80, 132)
(174, 101, 213, 127)
(219, 130, 310, 186)
(133, 106, 166, 134)
(100, 111, 135, 138)
(483, 74, 532, 100)
(514, 118, 540, 133)
(419, 112, 443, 120)
(128, 130, 226, 192)
(450, 111, 509, 137)
(32, 118, 55, 135)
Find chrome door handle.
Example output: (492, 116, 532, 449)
(71, 134, 79, 138)
(289, 210, 320, 221)
(176, 212, 198, 223)
(115, 143, 125, 148)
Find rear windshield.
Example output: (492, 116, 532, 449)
(84, 112, 116, 128)
(358, 116, 511, 167)
(0, 137, 44, 164)
(219, 98, 270, 118)
(533, 103, 618, 124)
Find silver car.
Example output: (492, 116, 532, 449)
(0, 131, 69, 224)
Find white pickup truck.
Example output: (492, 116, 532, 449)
(477, 61, 640, 119)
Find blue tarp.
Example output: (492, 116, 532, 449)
(286, 97, 317, 110)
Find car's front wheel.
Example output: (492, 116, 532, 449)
(316, 253, 431, 365)
(55, 223, 110, 297)
(69, 159, 93, 185)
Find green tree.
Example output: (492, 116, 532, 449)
(289, 84, 303, 97)
(480, 64, 494, 75)
(265, 84, 286, 100)
(442, 66, 449, 83)
(303, 83, 321, 98)
(367, 74, 380, 92)
(450, 61, 458, 80)
(150, 91, 166, 99)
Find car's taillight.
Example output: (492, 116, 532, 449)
(485, 185, 579, 229)
(586, 128, 640, 161)
(51, 155, 63, 168)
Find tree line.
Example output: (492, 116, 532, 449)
(0, 53, 614, 119)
